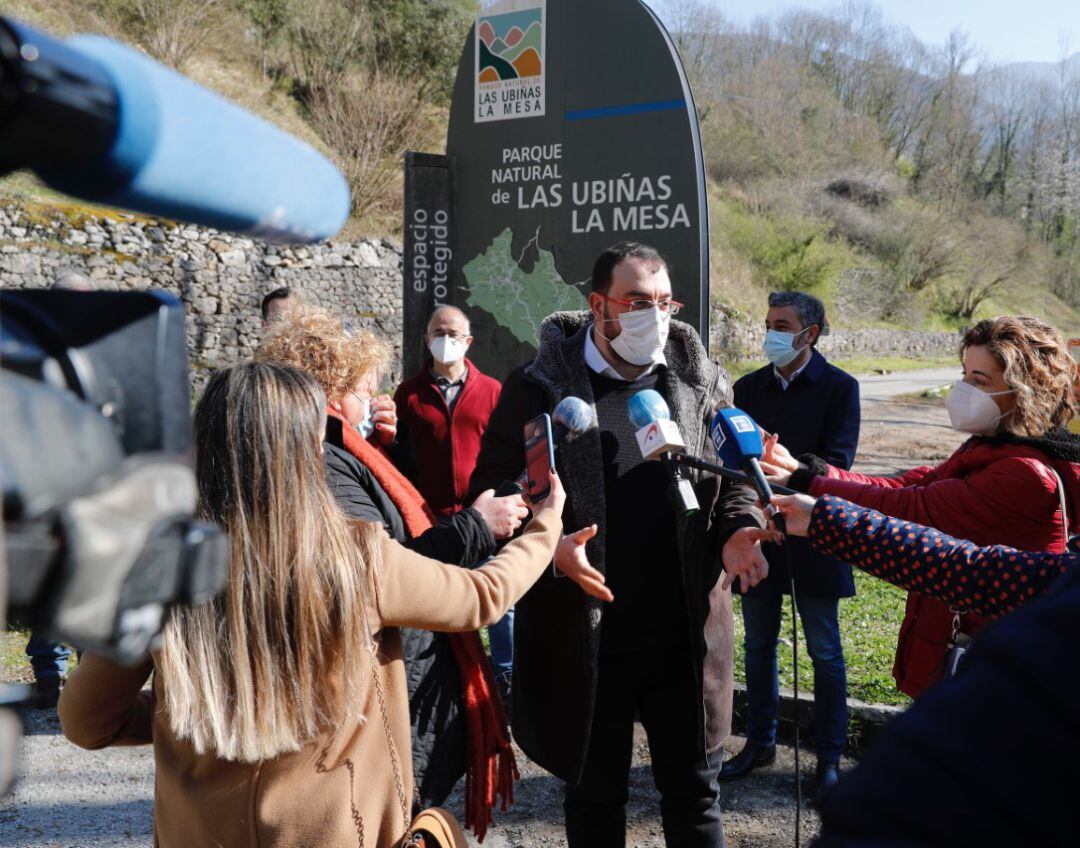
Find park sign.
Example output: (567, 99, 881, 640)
(403, 0, 708, 380)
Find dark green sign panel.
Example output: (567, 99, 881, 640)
(441, 0, 708, 379)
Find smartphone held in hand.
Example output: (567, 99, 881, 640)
(523, 413, 556, 501)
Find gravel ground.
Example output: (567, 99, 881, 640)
(2, 707, 836, 848)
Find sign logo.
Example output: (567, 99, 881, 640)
(475, 1, 546, 123)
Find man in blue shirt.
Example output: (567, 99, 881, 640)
(720, 291, 860, 801)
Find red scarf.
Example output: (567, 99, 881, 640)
(330, 408, 517, 840)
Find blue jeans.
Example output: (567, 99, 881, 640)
(26, 633, 71, 682)
(487, 606, 514, 682)
(741, 594, 848, 765)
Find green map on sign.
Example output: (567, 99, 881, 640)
(463, 227, 587, 345)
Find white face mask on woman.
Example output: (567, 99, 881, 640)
(946, 380, 1016, 435)
(601, 306, 670, 366)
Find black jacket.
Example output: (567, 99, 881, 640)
(468, 312, 764, 784)
(323, 415, 495, 807)
(733, 349, 860, 597)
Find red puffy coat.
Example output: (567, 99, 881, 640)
(807, 431, 1080, 698)
(393, 359, 501, 516)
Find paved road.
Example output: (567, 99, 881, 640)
(856, 367, 956, 402)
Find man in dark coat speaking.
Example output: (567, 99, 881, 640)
(468, 242, 769, 847)
(721, 291, 860, 800)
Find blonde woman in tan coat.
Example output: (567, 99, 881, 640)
(58, 361, 565, 848)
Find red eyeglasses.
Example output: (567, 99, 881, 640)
(600, 294, 684, 315)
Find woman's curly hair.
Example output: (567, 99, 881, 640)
(961, 316, 1077, 437)
(255, 307, 392, 403)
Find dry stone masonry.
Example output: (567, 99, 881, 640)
(0, 201, 961, 392)
(0, 201, 405, 391)
(711, 308, 960, 365)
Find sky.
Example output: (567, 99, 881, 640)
(654, 0, 1079, 65)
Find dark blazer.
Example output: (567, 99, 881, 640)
(468, 311, 764, 784)
(733, 349, 860, 597)
(323, 415, 495, 808)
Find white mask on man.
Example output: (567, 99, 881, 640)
(603, 306, 670, 367)
(429, 335, 468, 365)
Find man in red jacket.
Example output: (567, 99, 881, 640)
(393, 305, 502, 514)
(392, 305, 514, 689)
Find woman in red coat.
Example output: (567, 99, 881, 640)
(763, 315, 1080, 697)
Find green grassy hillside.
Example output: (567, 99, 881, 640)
(4, 0, 1079, 337)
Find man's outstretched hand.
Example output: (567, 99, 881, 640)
(553, 524, 614, 602)
(720, 526, 775, 593)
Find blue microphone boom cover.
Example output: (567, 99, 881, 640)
(37, 35, 350, 243)
(710, 407, 765, 467)
(626, 389, 671, 429)
(552, 396, 597, 442)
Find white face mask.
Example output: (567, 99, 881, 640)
(764, 327, 810, 368)
(946, 380, 1015, 435)
(429, 335, 468, 365)
(602, 306, 670, 366)
(352, 395, 375, 439)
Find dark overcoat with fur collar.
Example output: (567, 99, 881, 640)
(468, 311, 764, 784)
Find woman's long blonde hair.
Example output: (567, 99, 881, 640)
(159, 362, 379, 762)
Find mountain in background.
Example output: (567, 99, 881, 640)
(991, 51, 1080, 85)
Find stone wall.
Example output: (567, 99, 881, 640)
(711, 309, 960, 365)
(0, 201, 963, 392)
(0, 202, 405, 391)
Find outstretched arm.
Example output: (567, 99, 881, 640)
(59, 653, 155, 750)
(774, 494, 1074, 617)
(374, 475, 565, 631)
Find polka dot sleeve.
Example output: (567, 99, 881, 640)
(806, 495, 1075, 617)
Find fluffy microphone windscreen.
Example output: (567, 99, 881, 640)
(626, 389, 670, 429)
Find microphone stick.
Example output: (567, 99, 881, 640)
(669, 454, 798, 496)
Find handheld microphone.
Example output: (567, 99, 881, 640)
(493, 396, 597, 497)
(626, 389, 699, 517)
(626, 389, 686, 460)
(552, 396, 598, 444)
(0, 18, 349, 243)
(710, 407, 785, 532)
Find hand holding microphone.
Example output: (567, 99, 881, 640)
(769, 493, 818, 537)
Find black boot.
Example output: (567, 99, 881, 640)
(719, 743, 776, 781)
(813, 761, 840, 806)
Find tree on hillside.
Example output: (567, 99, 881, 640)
(288, 0, 370, 99)
(100, 0, 220, 69)
(236, 0, 293, 77)
(368, 0, 477, 103)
